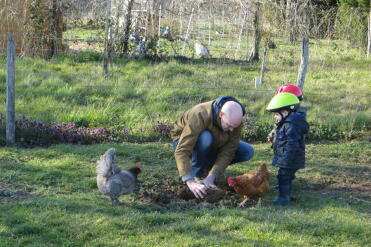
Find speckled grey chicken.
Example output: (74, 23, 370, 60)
(96, 148, 141, 205)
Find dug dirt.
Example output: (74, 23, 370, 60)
(134, 176, 263, 209)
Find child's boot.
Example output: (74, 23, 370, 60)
(289, 181, 295, 201)
(273, 185, 291, 205)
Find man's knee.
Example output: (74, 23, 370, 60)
(240, 142, 254, 161)
(231, 142, 254, 164)
(197, 130, 214, 150)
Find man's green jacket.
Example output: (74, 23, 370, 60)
(170, 97, 245, 179)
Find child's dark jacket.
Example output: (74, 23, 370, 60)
(272, 112, 309, 169)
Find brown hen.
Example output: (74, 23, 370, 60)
(228, 164, 269, 207)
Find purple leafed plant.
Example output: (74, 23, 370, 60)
(12, 116, 129, 146)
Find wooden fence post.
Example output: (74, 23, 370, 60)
(367, 6, 370, 58)
(235, 9, 247, 58)
(208, 7, 212, 47)
(254, 77, 260, 88)
(157, 5, 162, 54)
(103, 0, 112, 76)
(259, 47, 267, 85)
(182, 7, 194, 56)
(297, 37, 309, 89)
(6, 35, 16, 146)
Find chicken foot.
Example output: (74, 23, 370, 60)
(111, 198, 126, 206)
(238, 197, 250, 208)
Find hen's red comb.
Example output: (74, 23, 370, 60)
(227, 176, 235, 185)
(135, 163, 141, 169)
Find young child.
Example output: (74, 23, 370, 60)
(266, 92, 309, 205)
(267, 84, 306, 143)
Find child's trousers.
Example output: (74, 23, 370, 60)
(277, 167, 298, 186)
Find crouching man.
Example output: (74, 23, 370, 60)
(171, 96, 254, 199)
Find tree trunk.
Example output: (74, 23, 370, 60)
(249, 3, 260, 62)
(286, 0, 298, 43)
(122, 0, 135, 56)
(50, 0, 63, 57)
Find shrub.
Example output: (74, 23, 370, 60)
(152, 120, 173, 139)
(241, 118, 273, 142)
(0, 115, 367, 147)
(0, 116, 129, 146)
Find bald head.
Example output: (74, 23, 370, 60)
(220, 101, 243, 131)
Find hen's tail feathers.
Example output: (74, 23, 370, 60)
(96, 148, 120, 177)
(259, 164, 269, 179)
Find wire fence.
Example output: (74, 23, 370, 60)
(1, 0, 370, 59)
(0, 0, 370, 145)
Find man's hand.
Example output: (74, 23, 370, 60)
(267, 132, 275, 143)
(267, 136, 273, 143)
(186, 179, 207, 199)
(201, 172, 216, 188)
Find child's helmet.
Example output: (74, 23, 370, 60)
(266, 93, 300, 112)
(276, 84, 303, 101)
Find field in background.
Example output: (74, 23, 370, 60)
(0, 37, 369, 143)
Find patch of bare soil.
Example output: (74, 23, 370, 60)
(0, 182, 39, 204)
(134, 177, 266, 209)
(66, 41, 103, 54)
(300, 178, 371, 201)
(324, 182, 371, 198)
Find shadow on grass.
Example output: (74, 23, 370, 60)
(57, 51, 259, 68)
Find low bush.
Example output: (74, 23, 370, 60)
(0, 115, 368, 147)
(0, 116, 129, 146)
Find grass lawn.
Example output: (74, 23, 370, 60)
(0, 140, 370, 246)
(0, 38, 370, 140)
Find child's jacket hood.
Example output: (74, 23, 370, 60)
(285, 112, 309, 135)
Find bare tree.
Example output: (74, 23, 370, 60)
(249, 2, 260, 62)
(51, 0, 63, 57)
(286, 0, 298, 43)
(122, 0, 135, 56)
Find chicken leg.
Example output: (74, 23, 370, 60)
(238, 196, 250, 208)
(111, 197, 125, 206)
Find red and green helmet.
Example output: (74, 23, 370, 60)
(266, 92, 300, 112)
